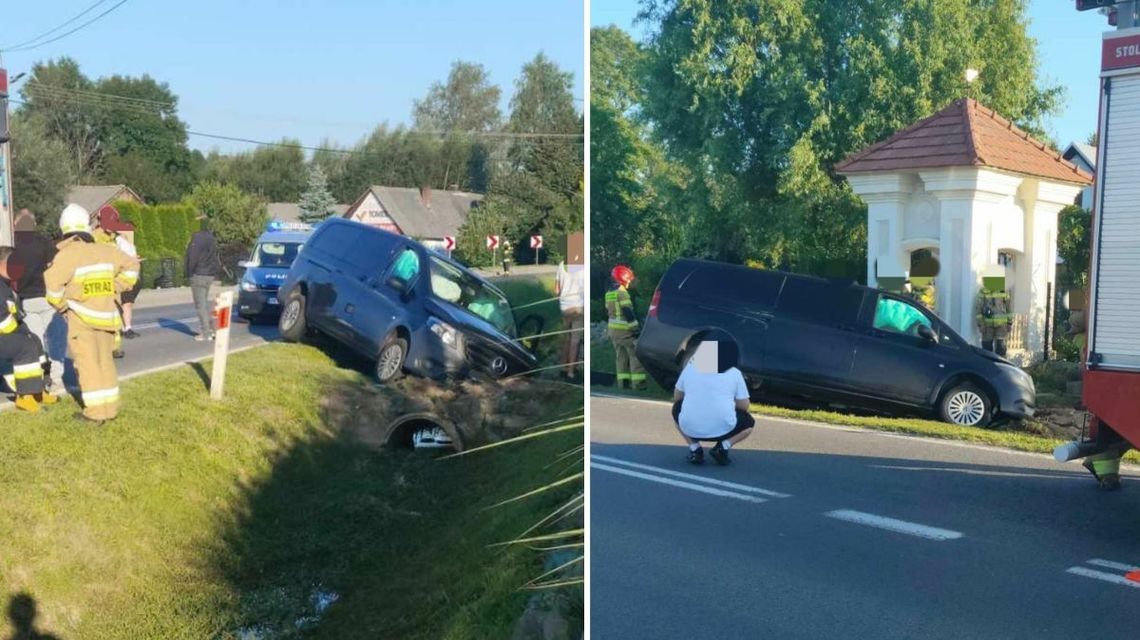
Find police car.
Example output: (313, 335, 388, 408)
(237, 220, 313, 322)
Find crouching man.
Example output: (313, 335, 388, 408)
(672, 332, 754, 465)
(0, 247, 59, 412)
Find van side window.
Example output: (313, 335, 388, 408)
(778, 277, 863, 325)
(681, 266, 783, 308)
(386, 248, 421, 286)
(873, 297, 933, 337)
(311, 224, 360, 262)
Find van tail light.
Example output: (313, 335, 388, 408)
(648, 287, 661, 318)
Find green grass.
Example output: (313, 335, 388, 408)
(590, 335, 1139, 463)
(0, 343, 582, 639)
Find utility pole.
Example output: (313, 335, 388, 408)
(0, 67, 13, 247)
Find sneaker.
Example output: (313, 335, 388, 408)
(123, 329, 139, 339)
(112, 350, 125, 359)
(709, 442, 731, 466)
(687, 447, 704, 465)
(194, 333, 207, 342)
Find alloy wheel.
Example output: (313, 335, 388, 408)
(946, 390, 986, 426)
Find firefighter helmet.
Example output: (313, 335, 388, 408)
(59, 203, 91, 235)
(611, 264, 634, 286)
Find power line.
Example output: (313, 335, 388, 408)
(1, 0, 132, 53)
(0, 0, 111, 51)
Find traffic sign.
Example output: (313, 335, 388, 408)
(530, 235, 543, 249)
(443, 236, 456, 251)
(486, 235, 500, 250)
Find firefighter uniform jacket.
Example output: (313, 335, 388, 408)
(43, 236, 140, 331)
(605, 284, 638, 335)
(0, 280, 25, 335)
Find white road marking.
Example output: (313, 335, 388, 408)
(591, 463, 767, 503)
(824, 509, 964, 541)
(1066, 566, 1140, 589)
(1087, 558, 1140, 573)
(590, 454, 791, 498)
(131, 316, 201, 331)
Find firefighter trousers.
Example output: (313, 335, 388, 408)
(610, 330, 646, 387)
(0, 328, 46, 396)
(68, 318, 120, 420)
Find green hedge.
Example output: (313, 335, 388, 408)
(114, 200, 199, 288)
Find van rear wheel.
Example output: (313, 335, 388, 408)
(279, 292, 308, 342)
(939, 383, 992, 427)
(375, 335, 408, 384)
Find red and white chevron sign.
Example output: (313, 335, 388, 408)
(486, 235, 500, 250)
(443, 236, 455, 251)
(530, 235, 543, 249)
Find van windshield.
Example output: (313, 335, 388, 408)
(250, 242, 301, 268)
(428, 257, 516, 337)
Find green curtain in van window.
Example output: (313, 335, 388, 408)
(392, 250, 420, 282)
(874, 298, 931, 335)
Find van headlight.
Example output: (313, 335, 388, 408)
(428, 317, 459, 349)
(240, 280, 258, 292)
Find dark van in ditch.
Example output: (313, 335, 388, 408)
(277, 218, 537, 382)
(635, 259, 1036, 427)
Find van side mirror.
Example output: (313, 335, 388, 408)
(917, 324, 936, 343)
(386, 276, 412, 300)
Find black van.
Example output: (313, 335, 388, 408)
(276, 219, 537, 382)
(635, 259, 1036, 427)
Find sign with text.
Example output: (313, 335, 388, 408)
(1103, 32, 1140, 71)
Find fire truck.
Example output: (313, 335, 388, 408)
(1054, 1, 1140, 488)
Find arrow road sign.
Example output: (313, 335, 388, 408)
(486, 235, 500, 250)
(530, 235, 543, 249)
(443, 236, 456, 251)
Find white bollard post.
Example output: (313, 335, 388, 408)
(210, 291, 234, 400)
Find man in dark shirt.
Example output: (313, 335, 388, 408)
(11, 209, 66, 392)
(185, 215, 221, 341)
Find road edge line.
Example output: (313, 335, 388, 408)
(590, 454, 791, 498)
(592, 462, 767, 503)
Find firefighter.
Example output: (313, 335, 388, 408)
(44, 204, 140, 424)
(0, 247, 59, 412)
(976, 286, 1012, 356)
(605, 264, 647, 390)
(1083, 448, 1126, 491)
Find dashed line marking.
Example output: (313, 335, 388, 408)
(824, 509, 963, 541)
(1066, 566, 1140, 589)
(591, 463, 767, 503)
(590, 454, 791, 498)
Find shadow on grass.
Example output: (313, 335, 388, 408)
(203, 371, 583, 639)
(6, 593, 61, 640)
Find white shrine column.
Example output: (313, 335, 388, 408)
(1025, 180, 1083, 356)
(921, 168, 1022, 344)
(846, 173, 914, 289)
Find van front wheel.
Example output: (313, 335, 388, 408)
(279, 292, 308, 342)
(939, 383, 992, 427)
(376, 335, 408, 384)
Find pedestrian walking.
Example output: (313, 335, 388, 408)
(185, 215, 221, 342)
(555, 260, 585, 379)
(0, 246, 59, 413)
(605, 264, 647, 390)
(11, 209, 66, 393)
(44, 204, 140, 424)
(671, 332, 755, 465)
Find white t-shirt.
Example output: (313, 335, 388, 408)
(115, 235, 137, 258)
(557, 263, 584, 312)
(675, 364, 750, 439)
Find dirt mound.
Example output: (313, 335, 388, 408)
(321, 376, 581, 451)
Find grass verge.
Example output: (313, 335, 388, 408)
(0, 343, 582, 639)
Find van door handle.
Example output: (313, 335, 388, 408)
(345, 303, 355, 315)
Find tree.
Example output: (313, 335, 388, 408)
(631, 0, 1062, 272)
(1058, 204, 1091, 291)
(298, 165, 338, 223)
(187, 182, 267, 250)
(18, 58, 101, 181)
(413, 61, 502, 132)
(203, 142, 307, 202)
(8, 113, 75, 234)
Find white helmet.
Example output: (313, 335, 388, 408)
(59, 203, 91, 235)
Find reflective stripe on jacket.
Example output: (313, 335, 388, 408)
(605, 286, 638, 331)
(43, 236, 140, 331)
(0, 282, 22, 334)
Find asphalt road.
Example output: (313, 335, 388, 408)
(1, 300, 279, 410)
(591, 394, 1140, 640)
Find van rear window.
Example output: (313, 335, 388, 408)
(679, 266, 783, 308)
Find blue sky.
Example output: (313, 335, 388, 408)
(1, 0, 584, 153)
(591, 0, 1110, 149)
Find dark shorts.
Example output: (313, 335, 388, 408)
(121, 280, 143, 304)
(672, 399, 755, 442)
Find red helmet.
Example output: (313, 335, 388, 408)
(611, 264, 634, 286)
